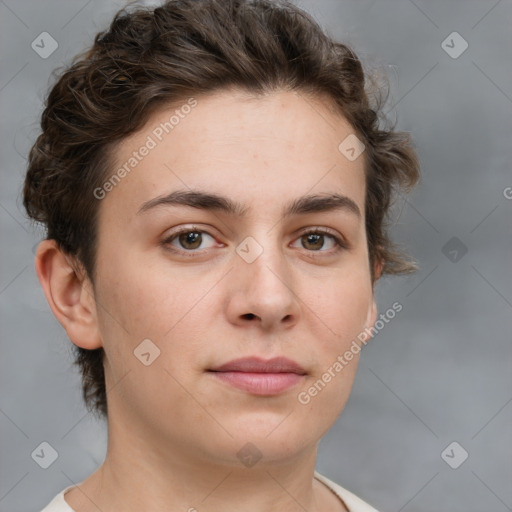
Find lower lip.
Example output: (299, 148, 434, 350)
(209, 371, 305, 395)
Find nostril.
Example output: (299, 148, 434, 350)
(243, 313, 256, 320)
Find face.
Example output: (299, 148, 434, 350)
(87, 88, 379, 466)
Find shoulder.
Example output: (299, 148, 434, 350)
(39, 484, 76, 512)
(42, 475, 379, 512)
(314, 471, 381, 512)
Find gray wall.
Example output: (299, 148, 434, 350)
(1, 1, 511, 511)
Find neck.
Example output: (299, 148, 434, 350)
(64, 410, 340, 512)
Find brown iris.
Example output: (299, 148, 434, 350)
(178, 231, 202, 250)
(301, 233, 325, 251)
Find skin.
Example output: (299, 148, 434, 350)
(36, 88, 382, 512)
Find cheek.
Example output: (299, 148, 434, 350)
(97, 253, 189, 336)
(302, 268, 371, 419)
(95, 253, 221, 376)
(94, 259, 205, 417)
(297, 351, 360, 438)
(306, 269, 372, 347)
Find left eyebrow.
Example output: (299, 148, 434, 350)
(137, 189, 362, 220)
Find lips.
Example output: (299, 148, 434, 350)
(209, 356, 306, 374)
(208, 356, 307, 395)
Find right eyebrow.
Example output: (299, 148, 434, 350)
(137, 190, 249, 217)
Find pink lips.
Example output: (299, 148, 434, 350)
(208, 356, 306, 396)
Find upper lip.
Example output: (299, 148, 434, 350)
(209, 356, 307, 375)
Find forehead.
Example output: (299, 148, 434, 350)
(102, 89, 367, 221)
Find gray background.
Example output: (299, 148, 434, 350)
(1, 1, 511, 511)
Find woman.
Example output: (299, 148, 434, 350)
(24, 0, 420, 510)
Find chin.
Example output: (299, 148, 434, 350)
(207, 417, 317, 465)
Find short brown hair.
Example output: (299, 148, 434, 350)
(23, 0, 420, 420)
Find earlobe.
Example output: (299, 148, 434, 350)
(364, 297, 378, 337)
(372, 254, 384, 285)
(34, 239, 102, 350)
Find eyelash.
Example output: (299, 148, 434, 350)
(160, 225, 348, 257)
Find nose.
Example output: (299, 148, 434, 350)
(225, 239, 301, 332)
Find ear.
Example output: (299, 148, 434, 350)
(372, 254, 384, 287)
(363, 255, 384, 341)
(34, 239, 102, 350)
(364, 295, 378, 338)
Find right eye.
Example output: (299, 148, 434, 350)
(161, 227, 219, 254)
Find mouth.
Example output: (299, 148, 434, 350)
(207, 356, 307, 396)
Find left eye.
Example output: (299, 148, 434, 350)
(291, 230, 342, 252)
